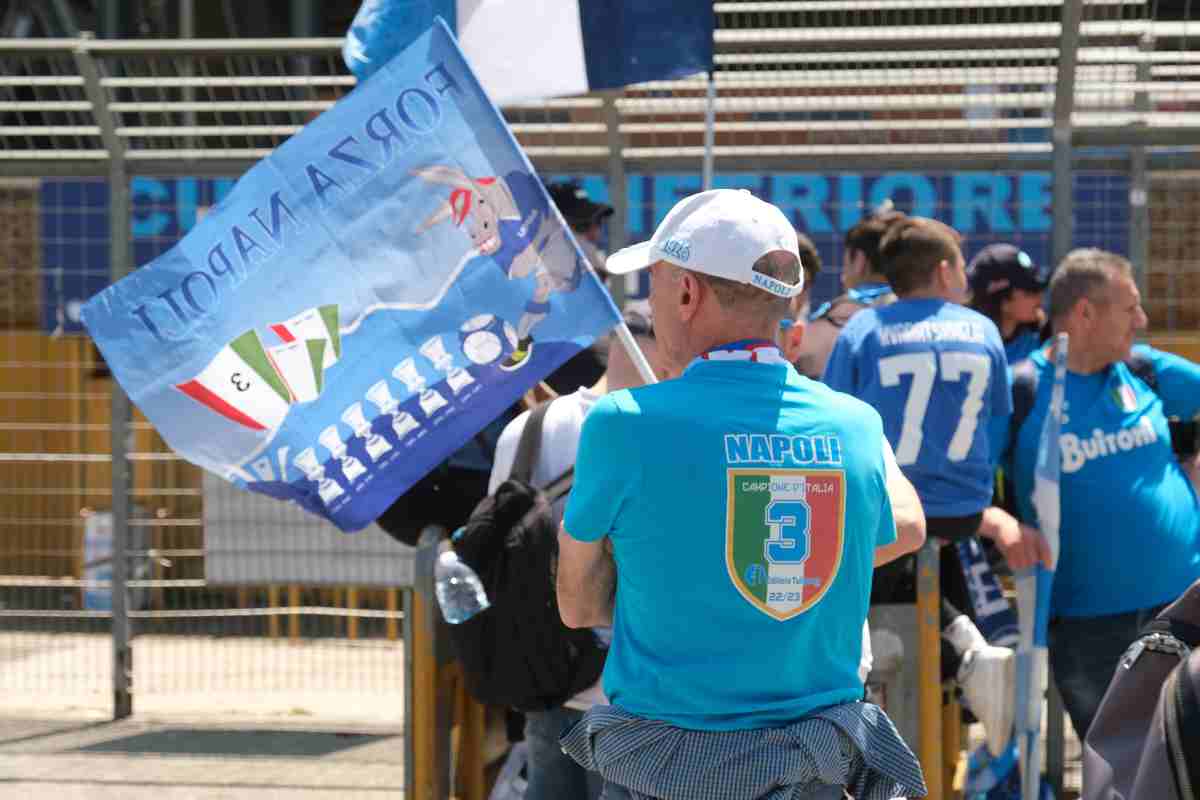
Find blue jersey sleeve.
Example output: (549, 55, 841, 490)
(821, 330, 857, 392)
(988, 339, 1014, 467)
(562, 393, 637, 542)
(986, 325, 1014, 417)
(1142, 345, 1200, 420)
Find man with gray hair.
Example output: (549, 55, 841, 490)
(979, 247, 1200, 739)
(555, 189, 927, 799)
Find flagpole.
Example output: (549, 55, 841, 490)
(614, 320, 658, 385)
(702, 71, 715, 190)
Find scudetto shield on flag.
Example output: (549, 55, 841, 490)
(176, 330, 293, 431)
(81, 19, 621, 532)
(271, 305, 341, 371)
(726, 469, 846, 621)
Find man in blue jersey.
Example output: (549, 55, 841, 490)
(823, 217, 1017, 755)
(793, 208, 903, 378)
(979, 248, 1200, 739)
(555, 189, 927, 800)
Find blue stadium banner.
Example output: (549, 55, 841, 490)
(44, 171, 1131, 335)
(81, 19, 621, 532)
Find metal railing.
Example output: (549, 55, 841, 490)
(2, 3, 1199, 796)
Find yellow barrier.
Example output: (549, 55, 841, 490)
(916, 539, 944, 800)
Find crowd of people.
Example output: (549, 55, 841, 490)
(422, 181, 1200, 799)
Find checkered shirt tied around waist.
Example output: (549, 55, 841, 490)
(560, 701, 926, 800)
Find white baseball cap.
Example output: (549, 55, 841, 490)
(605, 189, 804, 298)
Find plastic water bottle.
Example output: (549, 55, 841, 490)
(434, 549, 490, 624)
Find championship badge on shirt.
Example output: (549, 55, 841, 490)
(725, 469, 846, 620)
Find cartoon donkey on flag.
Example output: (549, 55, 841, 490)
(415, 166, 585, 370)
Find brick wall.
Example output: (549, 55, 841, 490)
(0, 180, 40, 330)
(1147, 173, 1200, 331)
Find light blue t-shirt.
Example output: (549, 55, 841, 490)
(823, 298, 1012, 517)
(563, 355, 896, 731)
(1003, 345, 1200, 618)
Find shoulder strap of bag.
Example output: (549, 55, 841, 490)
(543, 467, 575, 503)
(1009, 358, 1040, 456)
(1144, 618, 1200, 650)
(1010, 350, 1160, 445)
(1165, 656, 1200, 800)
(508, 401, 576, 502)
(510, 402, 551, 485)
(1126, 350, 1159, 394)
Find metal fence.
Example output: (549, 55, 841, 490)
(0, 37, 412, 725)
(1, 0, 1199, 792)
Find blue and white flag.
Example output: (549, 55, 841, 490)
(82, 19, 621, 532)
(1015, 332, 1067, 800)
(344, 0, 715, 105)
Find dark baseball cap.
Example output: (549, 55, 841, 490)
(967, 243, 1050, 296)
(546, 181, 614, 228)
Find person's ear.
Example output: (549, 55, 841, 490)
(935, 258, 955, 291)
(678, 270, 702, 322)
(1078, 297, 1095, 326)
(851, 250, 868, 279)
(781, 320, 806, 363)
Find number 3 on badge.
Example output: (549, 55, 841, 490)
(764, 500, 810, 564)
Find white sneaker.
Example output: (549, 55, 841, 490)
(958, 644, 1016, 757)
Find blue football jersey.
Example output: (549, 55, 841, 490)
(564, 350, 895, 730)
(824, 298, 1012, 517)
(1005, 345, 1200, 617)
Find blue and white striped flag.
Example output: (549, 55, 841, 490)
(82, 19, 621, 532)
(1015, 332, 1067, 800)
(344, 0, 715, 105)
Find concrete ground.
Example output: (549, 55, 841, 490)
(0, 632, 408, 799)
(0, 632, 405, 722)
(1, 632, 1085, 798)
(0, 715, 405, 800)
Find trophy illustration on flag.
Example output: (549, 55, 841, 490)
(393, 357, 426, 393)
(392, 356, 446, 417)
(365, 380, 423, 441)
(319, 424, 367, 483)
(418, 388, 447, 417)
(419, 334, 454, 373)
(294, 446, 345, 505)
(426, 332, 474, 395)
(446, 367, 475, 395)
(342, 401, 392, 462)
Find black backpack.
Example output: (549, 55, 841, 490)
(375, 407, 518, 547)
(1083, 579, 1200, 800)
(446, 402, 607, 712)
